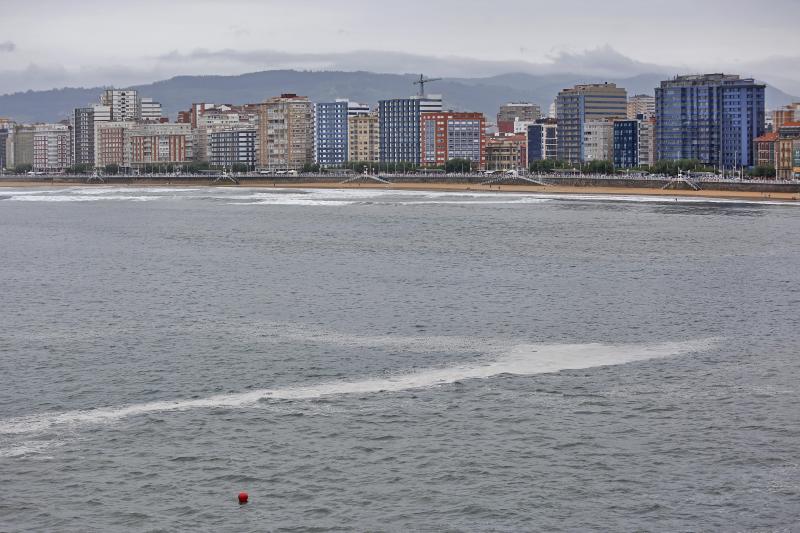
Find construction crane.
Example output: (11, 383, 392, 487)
(413, 74, 442, 97)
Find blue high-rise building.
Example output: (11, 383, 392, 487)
(379, 95, 442, 164)
(655, 74, 765, 168)
(527, 119, 558, 162)
(613, 119, 639, 168)
(314, 99, 369, 167)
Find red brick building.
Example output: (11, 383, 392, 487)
(420, 112, 486, 169)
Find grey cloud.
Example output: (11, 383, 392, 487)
(152, 46, 673, 79)
(1, 46, 799, 98)
(0, 41, 15, 52)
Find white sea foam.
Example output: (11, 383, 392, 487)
(0, 337, 717, 438)
(6, 195, 165, 202)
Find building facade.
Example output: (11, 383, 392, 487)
(347, 113, 380, 163)
(613, 120, 638, 168)
(257, 94, 315, 171)
(754, 132, 779, 168)
(772, 103, 800, 132)
(379, 95, 442, 165)
(556, 83, 627, 163)
(72, 107, 95, 167)
(10, 125, 35, 169)
(139, 98, 163, 122)
(0, 120, 12, 170)
(655, 73, 765, 168)
(583, 119, 614, 162)
(101, 89, 141, 122)
(497, 103, 541, 134)
(33, 124, 72, 172)
(95, 122, 134, 168)
(485, 134, 527, 170)
(208, 126, 257, 169)
(526, 119, 558, 162)
(627, 94, 656, 119)
(420, 111, 486, 169)
(637, 116, 656, 167)
(776, 122, 800, 179)
(314, 100, 370, 167)
(195, 105, 258, 163)
(128, 123, 193, 168)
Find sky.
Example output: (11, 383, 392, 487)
(0, 0, 799, 95)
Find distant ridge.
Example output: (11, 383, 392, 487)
(1, 69, 797, 123)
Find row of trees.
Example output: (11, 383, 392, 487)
(528, 158, 778, 178)
(5, 159, 779, 178)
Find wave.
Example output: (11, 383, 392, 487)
(0, 337, 717, 438)
(2, 186, 796, 207)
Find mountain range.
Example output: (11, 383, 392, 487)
(1, 70, 798, 124)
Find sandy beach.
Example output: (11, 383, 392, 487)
(0, 179, 798, 201)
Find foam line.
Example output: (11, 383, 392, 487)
(0, 338, 717, 437)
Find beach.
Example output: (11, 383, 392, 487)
(1, 178, 798, 201)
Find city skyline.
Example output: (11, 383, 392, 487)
(0, 0, 799, 95)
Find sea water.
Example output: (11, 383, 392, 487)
(0, 187, 798, 531)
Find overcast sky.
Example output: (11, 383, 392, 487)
(1, 0, 799, 94)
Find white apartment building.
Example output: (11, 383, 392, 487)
(33, 123, 72, 171)
(583, 120, 614, 162)
(140, 98, 163, 122)
(101, 89, 140, 122)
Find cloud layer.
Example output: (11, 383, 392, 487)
(0, 45, 798, 97)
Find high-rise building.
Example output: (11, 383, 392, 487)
(627, 95, 656, 120)
(128, 123, 194, 167)
(11, 125, 35, 168)
(527, 119, 558, 162)
(583, 120, 614, 162)
(556, 83, 627, 163)
(33, 123, 72, 172)
(347, 113, 380, 163)
(613, 119, 639, 168)
(72, 107, 95, 166)
(95, 122, 135, 169)
(314, 99, 370, 167)
(613, 115, 657, 168)
(100, 89, 140, 122)
(208, 126, 258, 170)
(497, 103, 541, 134)
(655, 74, 765, 168)
(140, 98, 163, 122)
(420, 111, 486, 169)
(638, 116, 656, 167)
(257, 94, 315, 171)
(379, 95, 442, 165)
(0, 119, 13, 170)
(195, 105, 258, 163)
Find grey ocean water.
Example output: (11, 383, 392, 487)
(0, 187, 799, 532)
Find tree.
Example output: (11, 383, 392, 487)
(104, 164, 120, 175)
(185, 162, 210, 174)
(528, 160, 571, 173)
(301, 163, 321, 173)
(445, 158, 473, 173)
(749, 165, 776, 178)
(584, 160, 615, 174)
(14, 164, 33, 174)
(66, 163, 93, 174)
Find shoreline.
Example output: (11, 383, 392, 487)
(0, 179, 798, 202)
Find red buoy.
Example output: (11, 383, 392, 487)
(238, 492, 249, 505)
